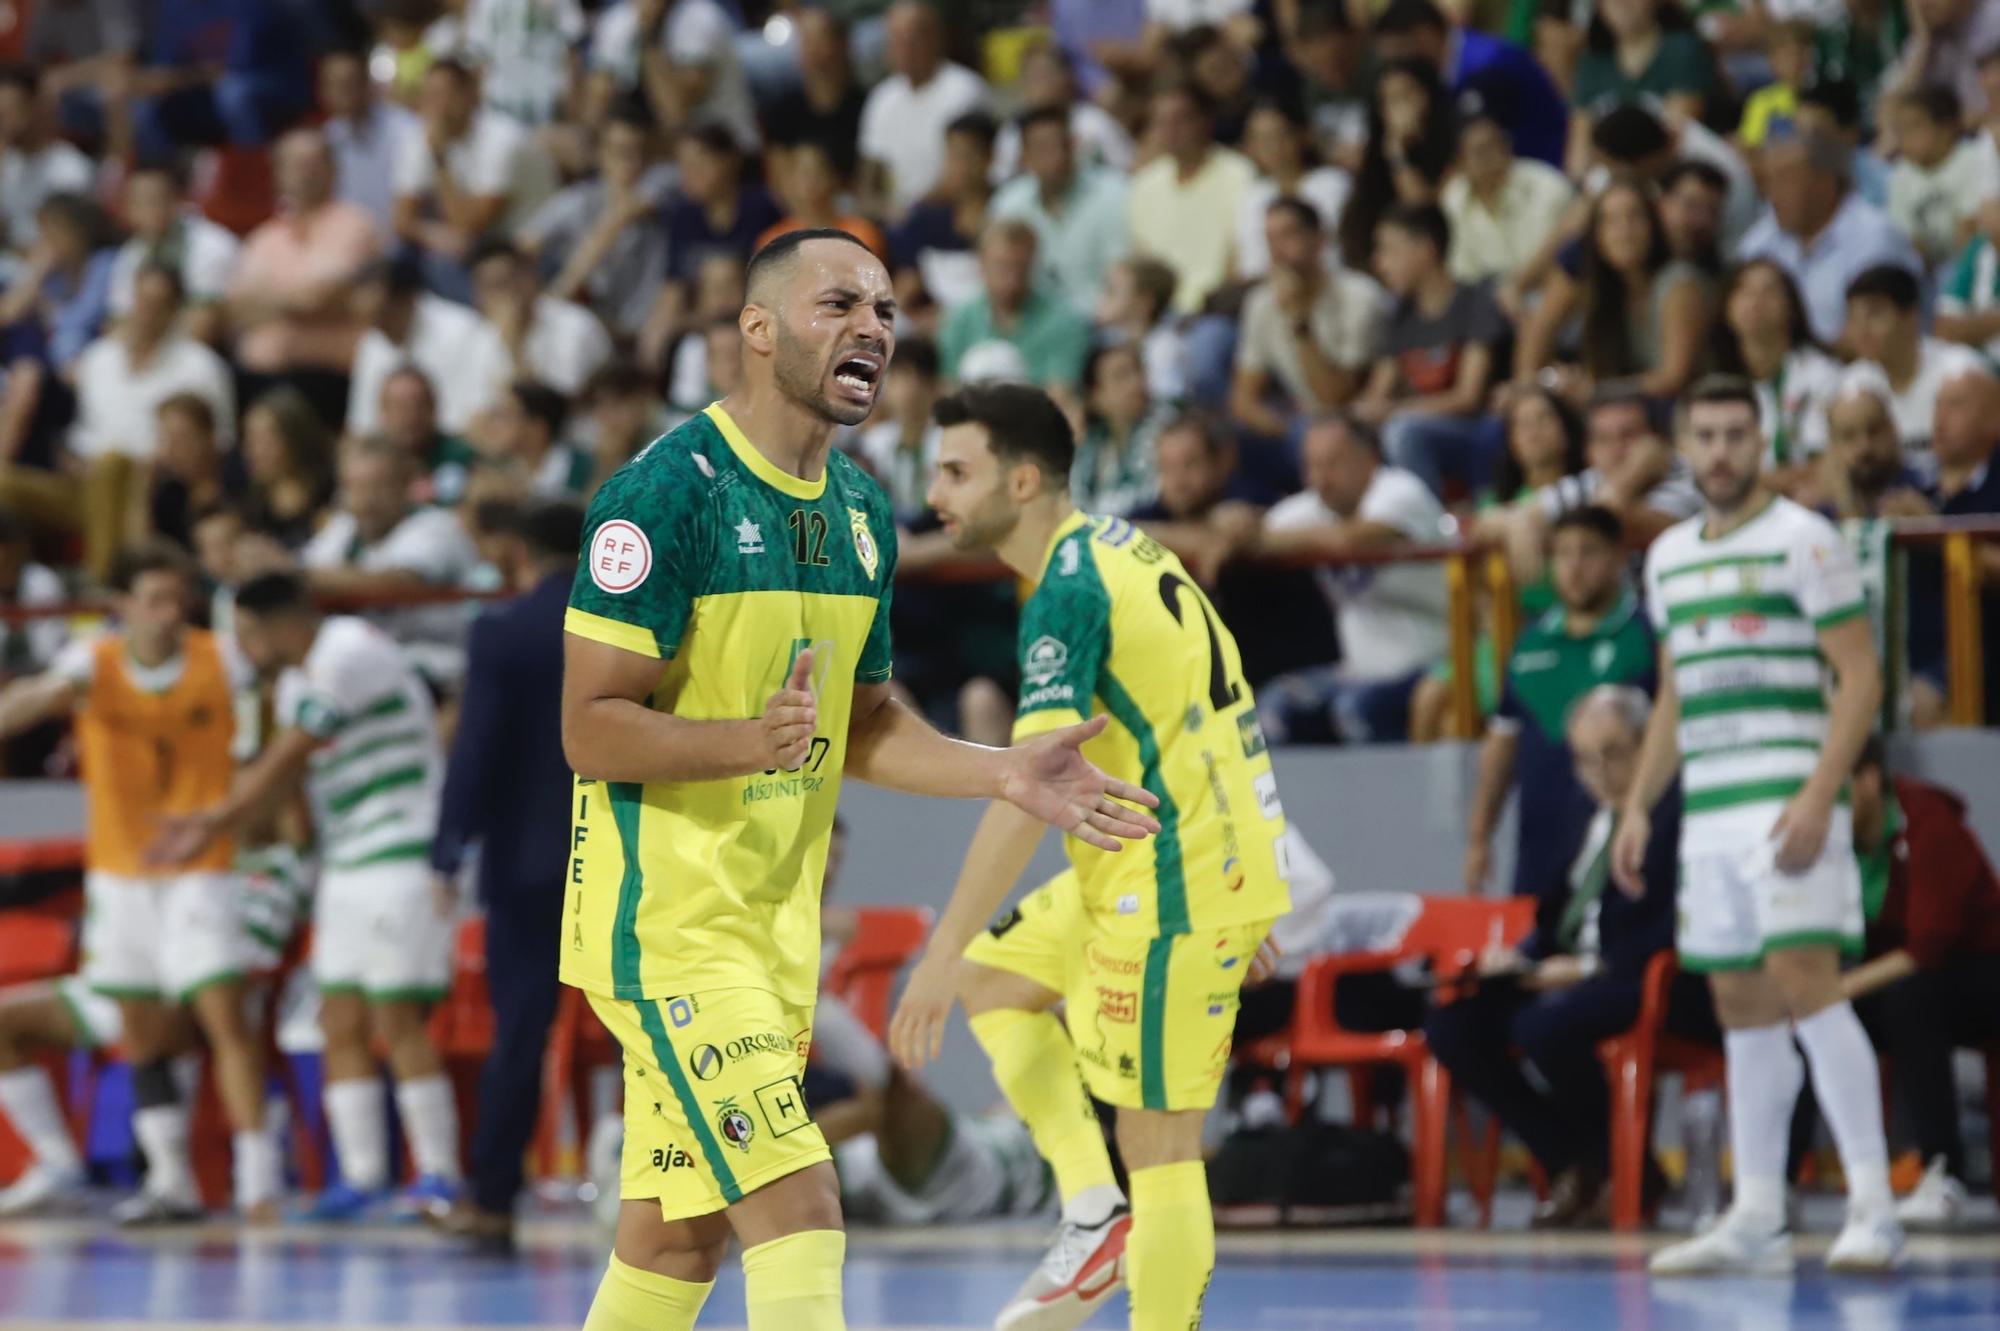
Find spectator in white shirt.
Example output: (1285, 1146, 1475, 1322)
(1231, 197, 1384, 437)
(467, 238, 613, 398)
(1845, 262, 1989, 466)
(990, 106, 1130, 312)
(319, 47, 422, 239)
(1442, 108, 1571, 290)
(593, 0, 761, 151)
(1233, 100, 1352, 282)
(1886, 83, 1998, 278)
(106, 161, 241, 346)
(0, 65, 94, 255)
(72, 265, 236, 466)
(443, 0, 587, 127)
(346, 257, 509, 438)
(858, 0, 989, 216)
(393, 59, 555, 299)
(1095, 255, 1189, 405)
(990, 40, 1133, 181)
(0, 505, 67, 692)
(300, 435, 481, 685)
(1257, 413, 1449, 744)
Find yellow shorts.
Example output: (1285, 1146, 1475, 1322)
(585, 987, 828, 1220)
(962, 871, 1275, 1113)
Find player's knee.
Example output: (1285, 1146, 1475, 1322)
(613, 1203, 731, 1283)
(1115, 1108, 1204, 1171)
(191, 984, 253, 1044)
(317, 994, 369, 1049)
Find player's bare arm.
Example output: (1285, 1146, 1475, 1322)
(1611, 641, 1681, 897)
(0, 671, 81, 738)
(845, 681, 1159, 852)
(1771, 616, 1881, 873)
(560, 634, 820, 783)
(148, 726, 319, 866)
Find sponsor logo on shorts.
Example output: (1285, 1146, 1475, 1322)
(1223, 855, 1244, 893)
(1116, 1053, 1137, 1078)
(754, 1076, 811, 1137)
(716, 1098, 755, 1151)
(1215, 937, 1239, 969)
(688, 1044, 724, 1081)
(793, 1027, 812, 1059)
(724, 1031, 793, 1060)
(1098, 987, 1136, 1024)
(650, 1145, 694, 1172)
(1116, 894, 1139, 915)
(666, 996, 698, 1028)
(1085, 941, 1141, 976)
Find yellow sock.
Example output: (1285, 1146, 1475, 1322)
(969, 1008, 1117, 1203)
(1127, 1161, 1215, 1331)
(581, 1253, 713, 1331)
(742, 1228, 845, 1330)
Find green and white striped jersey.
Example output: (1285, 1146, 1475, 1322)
(237, 843, 314, 971)
(1643, 497, 1869, 832)
(277, 616, 442, 872)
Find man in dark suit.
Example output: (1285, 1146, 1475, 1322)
(432, 498, 582, 1251)
(1425, 684, 1681, 1228)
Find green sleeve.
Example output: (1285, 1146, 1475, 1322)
(1013, 533, 1110, 736)
(567, 454, 708, 659)
(1657, 32, 1716, 97)
(857, 515, 899, 683)
(1943, 239, 1982, 307)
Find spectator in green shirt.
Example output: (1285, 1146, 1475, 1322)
(937, 218, 1092, 399)
(1568, 0, 1716, 177)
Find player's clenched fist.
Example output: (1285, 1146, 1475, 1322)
(759, 648, 818, 771)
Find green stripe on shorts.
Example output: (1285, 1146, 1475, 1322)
(1140, 937, 1173, 1111)
(639, 998, 740, 1203)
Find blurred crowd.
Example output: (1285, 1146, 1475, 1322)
(2, 0, 2000, 758)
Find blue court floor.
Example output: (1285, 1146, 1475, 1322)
(2, 1212, 1998, 1330)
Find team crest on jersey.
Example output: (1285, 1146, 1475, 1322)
(849, 507, 879, 580)
(1023, 635, 1068, 687)
(716, 1098, 755, 1151)
(1591, 641, 1616, 675)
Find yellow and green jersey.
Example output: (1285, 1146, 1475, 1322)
(1014, 511, 1292, 938)
(562, 404, 897, 1006)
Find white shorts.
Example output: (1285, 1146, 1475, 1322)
(310, 860, 454, 1000)
(1677, 807, 1865, 972)
(80, 870, 244, 1001)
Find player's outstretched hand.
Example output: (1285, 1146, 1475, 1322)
(998, 714, 1162, 852)
(758, 648, 818, 771)
(146, 808, 228, 868)
(889, 950, 959, 1070)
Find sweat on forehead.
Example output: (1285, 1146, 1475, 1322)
(745, 230, 883, 304)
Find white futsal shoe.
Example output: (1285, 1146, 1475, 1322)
(0, 1161, 84, 1216)
(995, 1206, 1131, 1331)
(1894, 1157, 1968, 1230)
(1826, 1207, 1906, 1273)
(1649, 1207, 1794, 1277)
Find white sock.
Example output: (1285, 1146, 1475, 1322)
(1063, 1182, 1126, 1227)
(132, 1103, 195, 1202)
(323, 1078, 390, 1192)
(394, 1074, 462, 1182)
(233, 1127, 282, 1211)
(0, 1067, 81, 1173)
(1723, 1022, 1803, 1230)
(1793, 1001, 1894, 1215)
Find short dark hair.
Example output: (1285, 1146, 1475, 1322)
(1266, 195, 1323, 232)
(1159, 409, 1233, 458)
(189, 500, 244, 532)
(1375, 0, 1447, 36)
(132, 260, 185, 305)
(128, 156, 190, 192)
(509, 380, 569, 438)
(1382, 202, 1450, 257)
(233, 571, 315, 618)
(1684, 373, 1761, 417)
(893, 334, 939, 380)
(361, 252, 429, 298)
(1854, 732, 1887, 775)
(108, 540, 195, 595)
(745, 227, 876, 298)
(1846, 263, 1922, 312)
(682, 118, 741, 158)
(156, 391, 216, 436)
(1152, 81, 1217, 122)
(524, 499, 585, 562)
(946, 109, 1000, 152)
(1550, 504, 1624, 547)
(1017, 104, 1070, 139)
(426, 56, 475, 85)
(468, 235, 527, 273)
(1587, 379, 1654, 423)
(1898, 82, 1962, 128)
(583, 358, 656, 404)
(0, 64, 38, 96)
(1295, 0, 1354, 39)
(1659, 158, 1728, 197)
(1591, 104, 1671, 164)
(932, 382, 1075, 482)
(1798, 78, 1861, 129)
(1121, 257, 1178, 325)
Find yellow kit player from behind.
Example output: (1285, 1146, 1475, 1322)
(892, 384, 1292, 1331)
(558, 228, 1159, 1331)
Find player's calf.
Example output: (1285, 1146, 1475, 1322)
(0, 987, 87, 1215)
(188, 980, 279, 1216)
(369, 997, 462, 1214)
(586, 1202, 728, 1331)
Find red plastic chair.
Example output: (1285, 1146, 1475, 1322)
(823, 906, 935, 1039)
(1597, 951, 1722, 1230)
(1246, 894, 1536, 1227)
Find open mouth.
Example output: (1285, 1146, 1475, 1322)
(833, 351, 883, 397)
